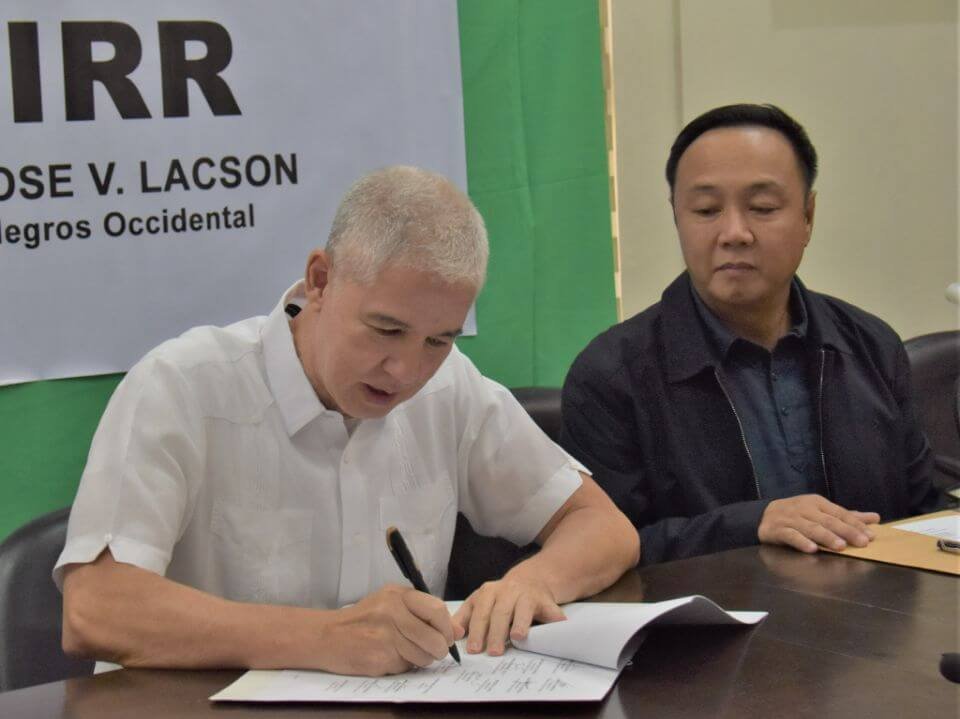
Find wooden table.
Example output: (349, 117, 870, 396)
(1, 546, 957, 717)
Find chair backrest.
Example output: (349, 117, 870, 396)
(904, 331, 960, 489)
(445, 387, 562, 600)
(0, 507, 93, 692)
(506, 387, 563, 443)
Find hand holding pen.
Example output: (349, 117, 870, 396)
(386, 526, 462, 664)
(319, 564, 461, 675)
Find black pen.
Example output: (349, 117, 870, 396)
(385, 526, 461, 665)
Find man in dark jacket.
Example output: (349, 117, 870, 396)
(560, 104, 940, 565)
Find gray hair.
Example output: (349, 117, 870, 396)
(326, 166, 488, 288)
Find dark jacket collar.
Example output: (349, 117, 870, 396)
(661, 272, 854, 383)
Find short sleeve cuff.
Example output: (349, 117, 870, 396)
(53, 534, 171, 591)
(562, 451, 590, 477)
(500, 462, 584, 546)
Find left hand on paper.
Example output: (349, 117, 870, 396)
(452, 575, 566, 656)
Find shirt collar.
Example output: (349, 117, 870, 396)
(663, 273, 852, 384)
(691, 279, 809, 360)
(787, 281, 809, 339)
(261, 280, 333, 436)
(690, 285, 737, 358)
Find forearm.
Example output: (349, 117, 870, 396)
(506, 491, 639, 604)
(62, 550, 334, 670)
(637, 500, 770, 565)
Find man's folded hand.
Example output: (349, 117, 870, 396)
(758, 494, 880, 553)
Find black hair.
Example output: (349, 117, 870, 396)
(665, 103, 818, 197)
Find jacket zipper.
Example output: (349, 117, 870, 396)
(817, 349, 832, 499)
(713, 368, 762, 499)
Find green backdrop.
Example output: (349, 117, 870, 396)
(0, 0, 616, 542)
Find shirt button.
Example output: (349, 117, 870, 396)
(352, 532, 363, 544)
(104, 533, 113, 543)
(780, 407, 789, 416)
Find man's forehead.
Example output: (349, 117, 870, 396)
(684, 124, 793, 153)
(675, 125, 803, 184)
(686, 179, 789, 195)
(341, 265, 475, 332)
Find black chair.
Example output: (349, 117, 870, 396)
(0, 507, 93, 692)
(445, 387, 562, 600)
(506, 387, 564, 445)
(904, 331, 960, 491)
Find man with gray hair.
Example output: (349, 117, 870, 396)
(56, 166, 639, 677)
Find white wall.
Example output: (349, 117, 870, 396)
(612, 0, 958, 337)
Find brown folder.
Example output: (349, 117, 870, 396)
(826, 510, 960, 576)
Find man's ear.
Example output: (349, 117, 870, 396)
(803, 191, 817, 242)
(304, 249, 333, 305)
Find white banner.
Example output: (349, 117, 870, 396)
(0, 1, 468, 385)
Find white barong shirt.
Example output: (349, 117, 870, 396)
(54, 282, 584, 608)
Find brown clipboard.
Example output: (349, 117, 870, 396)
(826, 510, 960, 576)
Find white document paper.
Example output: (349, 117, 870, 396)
(892, 515, 960, 541)
(212, 655, 620, 703)
(211, 596, 766, 703)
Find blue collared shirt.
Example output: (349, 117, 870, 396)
(692, 283, 826, 500)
